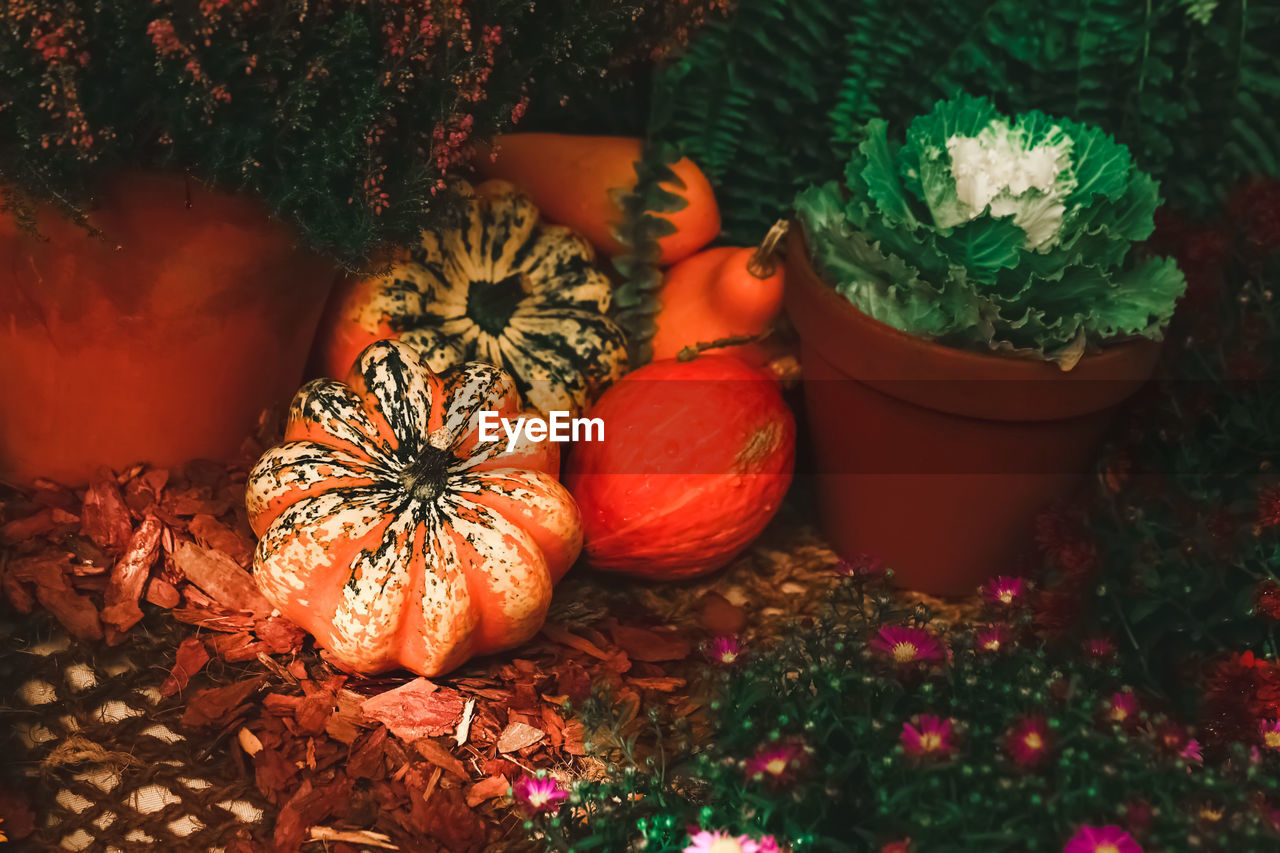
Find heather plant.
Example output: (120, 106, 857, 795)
(0, 0, 720, 265)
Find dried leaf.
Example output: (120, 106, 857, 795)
(541, 622, 613, 659)
(10, 556, 102, 641)
(496, 722, 545, 754)
(464, 775, 510, 808)
(172, 541, 270, 615)
(610, 625, 692, 662)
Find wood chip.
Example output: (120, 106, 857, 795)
(541, 622, 613, 659)
(496, 721, 545, 754)
(412, 738, 468, 780)
(610, 624, 692, 662)
(305, 827, 398, 850)
(100, 514, 163, 635)
(360, 678, 464, 741)
(455, 697, 477, 748)
(172, 541, 271, 615)
(238, 727, 264, 757)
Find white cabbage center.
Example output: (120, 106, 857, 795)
(944, 121, 1075, 251)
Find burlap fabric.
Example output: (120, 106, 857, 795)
(2, 612, 268, 852)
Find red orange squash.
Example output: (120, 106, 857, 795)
(246, 340, 582, 676)
(474, 133, 720, 265)
(564, 355, 795, 580)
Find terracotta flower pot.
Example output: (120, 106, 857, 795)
(1, 172, 335, 487)
(784, 228, 1163, 595)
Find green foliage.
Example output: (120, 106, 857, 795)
(648, 0, 1280, 244)
(1054, 183, 1280, 700)
(0, 0, 707, 266)
(533, 573, 1280, 852)
(795, 95, 1186, 360)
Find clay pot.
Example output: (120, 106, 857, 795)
(1, 172, 335, 487)
(784, 228, 1162, 596)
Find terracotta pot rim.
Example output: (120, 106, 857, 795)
(783, 226, 1164, 422)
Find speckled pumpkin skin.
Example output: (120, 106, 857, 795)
(564, 355, 795, 580)
(246, 340, 582, 676)
(313, 180, 628, 418)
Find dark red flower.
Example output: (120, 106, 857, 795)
(1257, 488, 1280, 531)
(1257, 582, 1280, 622)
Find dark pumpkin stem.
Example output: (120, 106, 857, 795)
(745, 219, 789, 279)
(400, 445, 453, 502)
(676, 331, 771, 362)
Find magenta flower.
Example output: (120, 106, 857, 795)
(684, 830, 779, 853)
(984, 575, 1026, 606)
(1006, 716, 1051, 767)
(513, 775, 568, 812)
(745, 742, 805, 784)
(1063, 824, 1142, 853)
(1261, 719, 1280, 750)
(974, 624, 1011, 653)
(1180, 739, 1203, 764)
(835, 553, 886, 578)
(1106, 691, 1139, 724)
(707, 635, 744, 667)
(901, 715, 955, 759)
(1083, 636, 1117, 659)
(870, 626, 944, 664)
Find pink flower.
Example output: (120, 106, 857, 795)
(1006, 716, 1051, 767)
(707, 635, 744, 667)
(901, 715, 955, 759)
(1261, 719, 1280, 750)
(1063, 824, 1142, 853)
(1106, 691, 1139, 724)
(984, 575, 1026, 606)
(870, 626, 943, 664)
(974, 624, 1011, 653)
(1083, 636, 1117, 659)
(745, 743, 805, 784)
(1180, 739, 1203, 764)
(684, 830, 780, 853)
(513, 775, 567, 812)
(835, 553, 886, 578)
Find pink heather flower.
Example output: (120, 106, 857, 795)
(1180, 739, 1203, 764)
(513, 775, 567, 812)
(707, 635, 744, 667)
(745, 743, 805, 784)
(683, 830, 779, 853)
(1106, 691, 1140, 724)
(871, 626, 943, 664)
(1006, 716, 1051, 767)
(1084, 636, 1117, 659)
(975, 624, 1011, 653)
(1261, 719, 1280, 750)
(1063, 824, 1142, 853)
(984, 575, 1026, 606)
(901, 715, 955, 759)
(835, 553, 886, 578)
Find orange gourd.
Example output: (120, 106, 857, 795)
(475, 133, 719, 265)
(649, 223, 788, 364)
(246, 340, 582, 676)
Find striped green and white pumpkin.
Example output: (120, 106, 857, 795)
(246, 339, 582, 677)
(317, 180, 628, 417)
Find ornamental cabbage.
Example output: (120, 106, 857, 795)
(795, 94, 1186, 367)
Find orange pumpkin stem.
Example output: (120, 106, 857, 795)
(745, 220, 790, 279)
